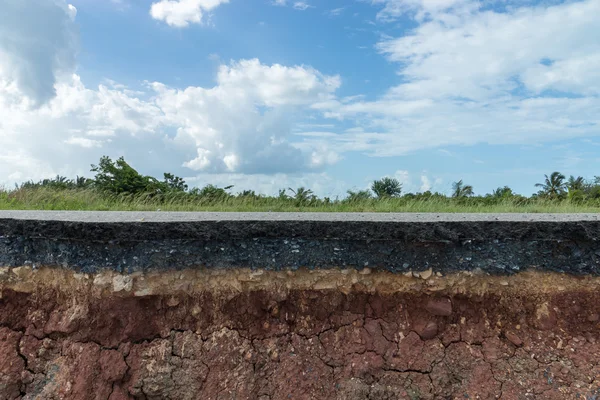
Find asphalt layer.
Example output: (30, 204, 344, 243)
(1, 211, 599, 274)
(0, 210, 599, 222)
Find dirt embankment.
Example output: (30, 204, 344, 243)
(1, 267, 600, 400)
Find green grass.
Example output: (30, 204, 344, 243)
(1, 187, 600, 213)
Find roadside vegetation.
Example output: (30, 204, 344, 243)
(1, 156, 600, 212)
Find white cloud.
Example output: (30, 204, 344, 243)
(0, 0, 343, 184)
(373, 0, 476, 21)
(420, 175, 431, 192)
(376, 0, 600, 100)
(272, 0, 314, 10)
(0, 0, 77, 105)
(150, 0, 229, 27)
(0, 0, 343, 188)
(327, 7, 346, 16)
(293, 2, 313, 10)
(65, 137, 103, 148)
(306, 0, 600, 157)
(151, 59, 340, 174)
(521, 54, 600, 95)
(394, 170, 410, 186)
(0, 60, 341, 184)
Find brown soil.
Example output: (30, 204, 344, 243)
(1, 266, 600, 399)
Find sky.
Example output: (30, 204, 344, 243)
(0, 0, 599, 198)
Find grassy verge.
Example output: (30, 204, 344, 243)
(1, 187, 600, 213)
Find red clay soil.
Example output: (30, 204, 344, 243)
(1, 267, 600, 399)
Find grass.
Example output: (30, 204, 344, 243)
(1, 187, 600, 213)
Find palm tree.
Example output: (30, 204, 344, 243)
(75, 176, 89, 188)
(288, 187, 315, 206)
(452, 180, 474, 198)
(535, 172, 567, 198)
(567, 175, 585, 192)
(492, 186, 513, 198)
(371, 177, 402, 198)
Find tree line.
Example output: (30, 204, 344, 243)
(12, 156, 600, 205)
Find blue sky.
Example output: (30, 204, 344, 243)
(1, 0, 599, 198)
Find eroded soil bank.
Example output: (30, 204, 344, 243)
(1, 267, 600, 399)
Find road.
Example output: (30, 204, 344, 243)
(0, 210, 598, 222)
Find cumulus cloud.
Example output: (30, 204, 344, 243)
(0, 59, 341, 184)
(151, 59, 340, 174)
(150, 0, 229, 27)
(0, 0, 77, 105)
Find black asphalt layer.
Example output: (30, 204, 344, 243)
(1, 211, 599, 275)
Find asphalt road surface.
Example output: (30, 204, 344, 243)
(0, 210, 598, 222)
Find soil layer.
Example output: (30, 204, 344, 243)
(1, 267, 600, 399)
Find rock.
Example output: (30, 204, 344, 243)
(112, 275, 133, 292)
(425, 297, 453, 316)
(419, 268, 433, 280)
(44, 304, 89, 334)
(93, 273, 112, 287)
(99, 350, 128, 382)
(11, 266, 31, 277)
(504, 331, 523, 347)
(134, 288, 153, 297)
(417, 321, 439, 340)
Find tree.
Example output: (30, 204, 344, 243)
(492, 186, 513, 198)
(20, 175, 75, 190)
(75, 176, 92, 188)
(371, 177, 402, 198)
(238, 190, 259, 198)
(452, 180, 474, 198)
(163, 173, 188, 192)
(567, 175, 584, 192)
(288, 187, 315, 206)
(535, 172, 567, 198)
(277, 189, 289, 200)
(90, 156, 189, 194)
(91, 156, 160, 194)
(189, 184, 233, 200)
